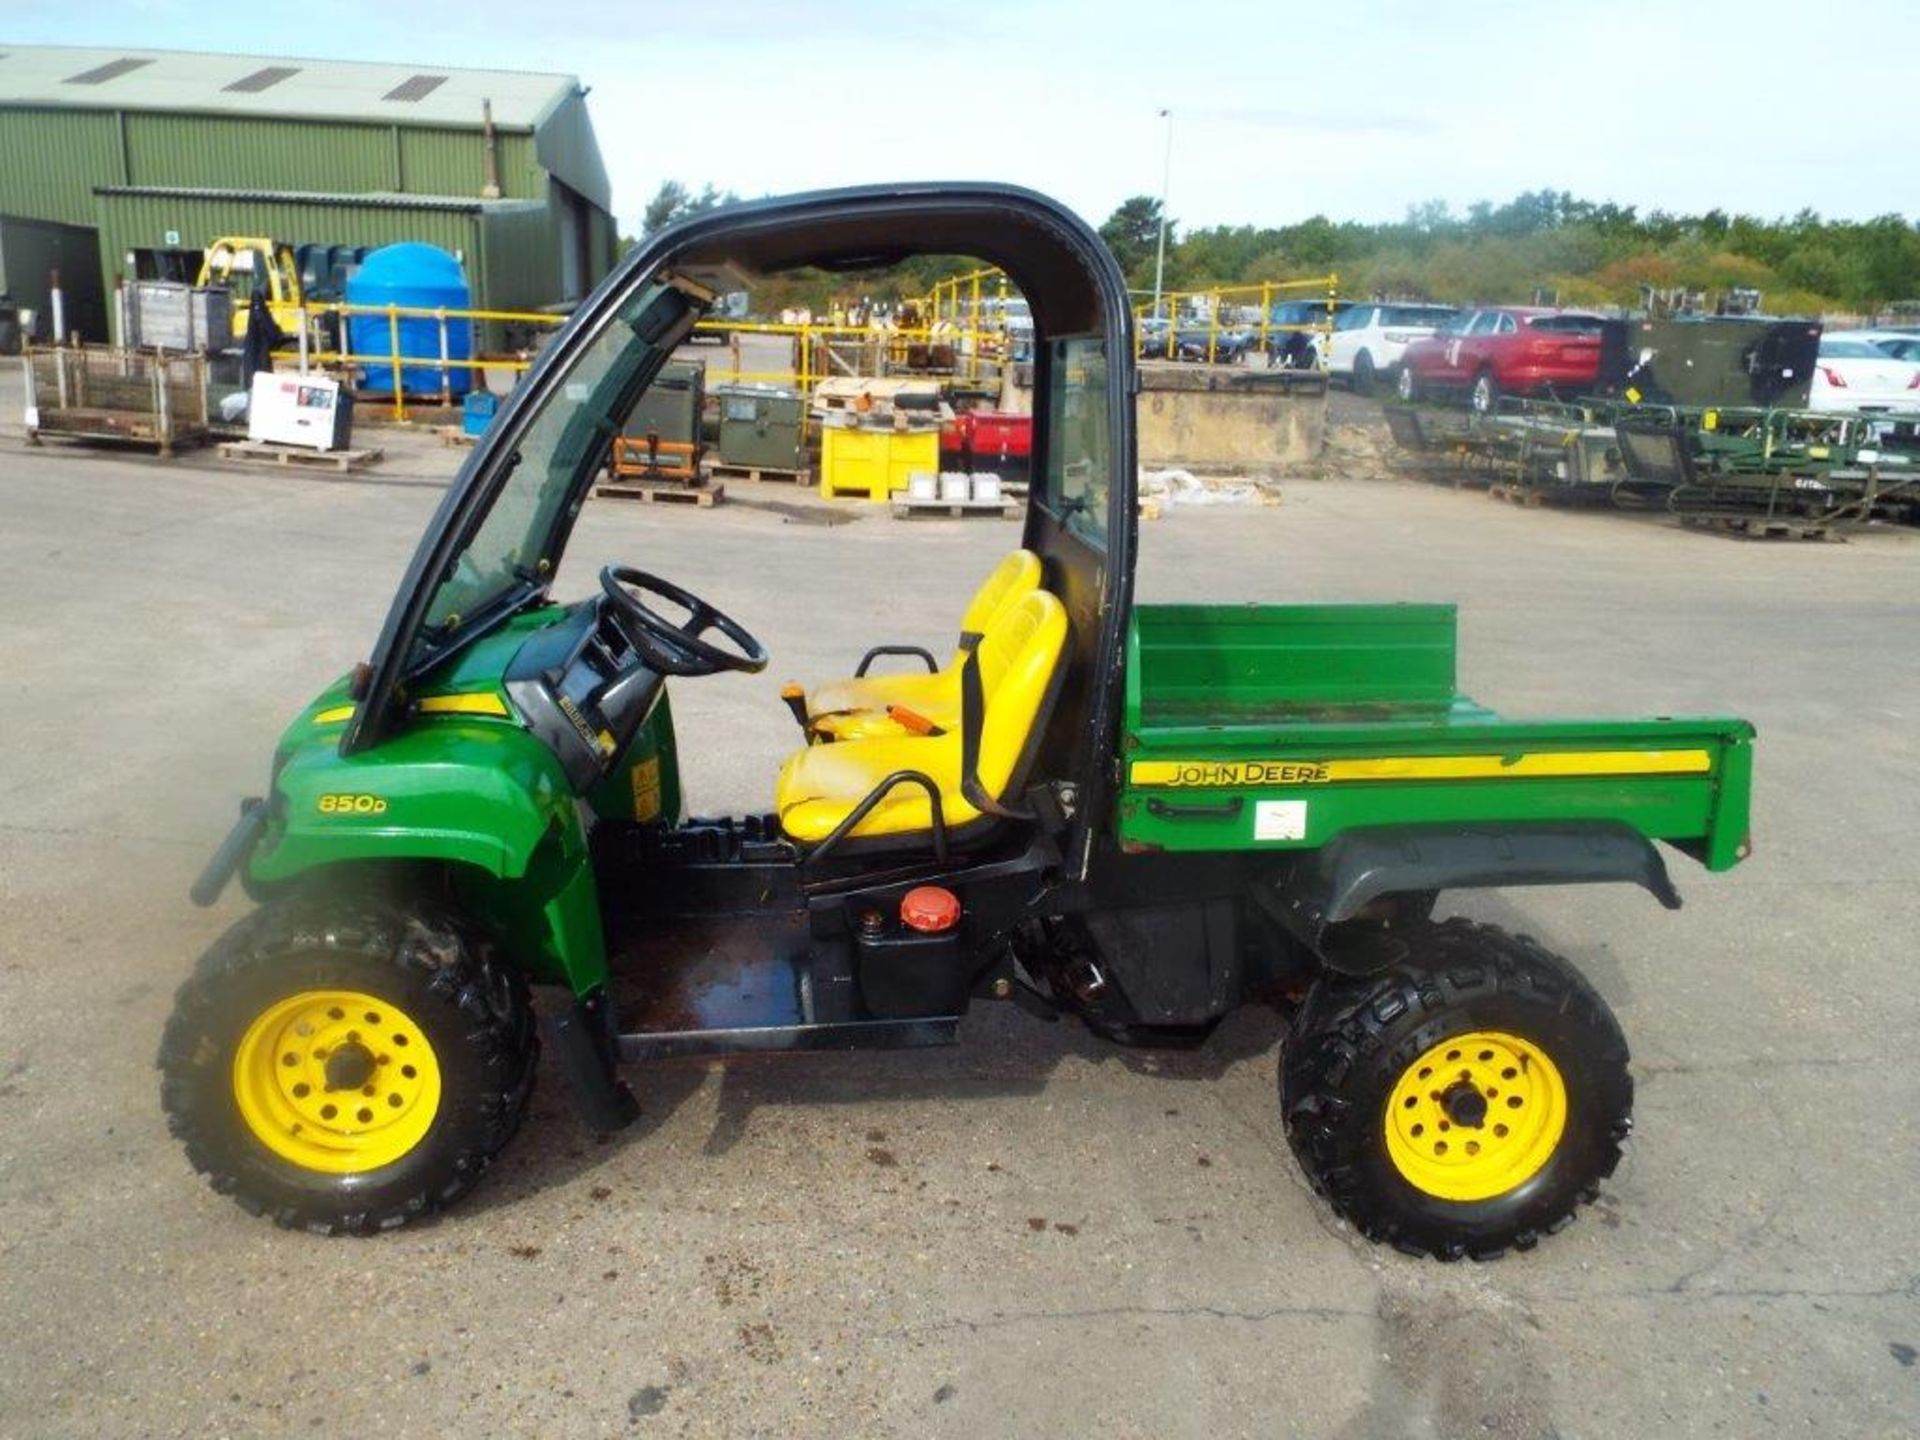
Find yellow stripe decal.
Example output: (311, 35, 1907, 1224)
(1129, 750, 1713, 788)
(312, 704, 357, 725)
(417, 692, 511, 718)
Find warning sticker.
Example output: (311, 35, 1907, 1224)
(1253, 800, 1308, 842)
(630, 755, 662, 821)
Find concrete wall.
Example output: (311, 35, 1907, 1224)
(1136, 363, 1326, 473)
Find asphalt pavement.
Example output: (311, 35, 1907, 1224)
(0, 380, 1915, 1438)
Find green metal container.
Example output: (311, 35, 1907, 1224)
(714, 384, 805, 472)
(624, 361, 704, 446)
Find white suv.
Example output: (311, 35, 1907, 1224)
(1326, 302, 1460, 394)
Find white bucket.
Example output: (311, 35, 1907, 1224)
(939, 471, 971, 502)
(971, 472, 1002, 503)
(906, 471, 938, 500)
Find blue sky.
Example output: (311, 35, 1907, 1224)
(6, 0, 1912, 236)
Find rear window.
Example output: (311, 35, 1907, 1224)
(1272, 300, 1342, 323)
(1528, 314, 1605, 335)
(1381, 305, 1454, 327)
(1820, 337, 1891, 358)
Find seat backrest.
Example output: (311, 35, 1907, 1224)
(972, 589, 1069, 797)
(956, 549, 1043, 657)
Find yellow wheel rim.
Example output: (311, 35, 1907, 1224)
(231, 989, 441, 1174)
(1384, 1029, 1567, 1202)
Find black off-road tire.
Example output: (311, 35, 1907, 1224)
(1281, 919, 1631, 1261)
(158, 901, 537, 1235)
(1351, 350, 1377, 395)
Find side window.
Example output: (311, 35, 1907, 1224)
(1493, 313, 1518, 336)
(1044, 337, 1110, 547)
(1334, 306, 1370, 331)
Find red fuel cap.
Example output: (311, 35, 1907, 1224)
(899, 885, 962, 934)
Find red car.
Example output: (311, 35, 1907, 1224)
(1397, 306, 1606, 411)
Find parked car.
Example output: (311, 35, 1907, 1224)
(1138, 315, 1254, 363)
(1262, 299, 1349, 368)
(1834, 329, 1920, 364)
(1397, 307, 1606, 411)
(1807, 334, 1920, 416)
(1325, 302, 1459, 393)
(1175, 321, 1254, 363)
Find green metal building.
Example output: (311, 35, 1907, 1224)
(0, 44, 616, 342)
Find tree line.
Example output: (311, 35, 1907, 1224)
(1099, 191, 1920, 315)
(625, 181, 1920, 317)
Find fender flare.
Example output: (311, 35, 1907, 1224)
(1262, 821, 1681, 973)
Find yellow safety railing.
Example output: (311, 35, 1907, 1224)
(295, 300, 567, 421)
(288, 300, 1015, 426)
(282, 271, 1325, 428)
(921, 265, 1014, 329)
(1134, 274, 1339, 366)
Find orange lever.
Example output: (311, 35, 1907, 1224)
(887, 705, 945, 737)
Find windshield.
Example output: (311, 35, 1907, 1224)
(1383, 305, 1455, 327)
(415, 278, 700, 657)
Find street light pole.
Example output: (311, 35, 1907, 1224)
(1151, 107, 1173, 321)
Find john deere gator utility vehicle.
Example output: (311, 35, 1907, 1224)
(162, 185, 1754, 1257)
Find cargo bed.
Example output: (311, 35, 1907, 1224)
(1117, 604, 1753, 869)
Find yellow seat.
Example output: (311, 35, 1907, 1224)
(805, 548, 1043, 740)
(777, 590, 1068, 844)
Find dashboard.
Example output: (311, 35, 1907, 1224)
(503, 601, 665, 792)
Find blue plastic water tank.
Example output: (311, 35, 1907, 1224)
(345, 243, 475, 397)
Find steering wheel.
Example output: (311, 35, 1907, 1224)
(599, 566, 770, 677)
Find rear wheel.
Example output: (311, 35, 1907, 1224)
(1470, 369, 1499, 414)
(1281, 920, 1631, 1260)
(1352, 350, 1377, 395)
(159, 900, 537, 1234)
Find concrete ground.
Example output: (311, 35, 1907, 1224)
(0, 381, 1916, 1440)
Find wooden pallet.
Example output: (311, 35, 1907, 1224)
(596, 479, 725, 507)
(890, 495, 1021, 520)
(706, 461, 810, 485)
(218, 440, 383, 472)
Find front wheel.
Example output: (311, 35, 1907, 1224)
(159, 900, 537, 1234)
(1281, 920, 1631, 1260)
(1396, 364, 1419, 402)
(1471, 369, 1499, 415)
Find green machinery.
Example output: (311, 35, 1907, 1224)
(161, 185, 1754, 1260)
(610, 359, 705, 481)
(713, 383, 806, 473)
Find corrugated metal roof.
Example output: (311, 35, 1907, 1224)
(0, 44, 577, 129)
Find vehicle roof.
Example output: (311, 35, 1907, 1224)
(677, 186, 1108, 335)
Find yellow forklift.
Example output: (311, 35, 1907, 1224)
(195, 237, 305, 341)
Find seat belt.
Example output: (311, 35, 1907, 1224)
(960, 648, 1032, 821)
